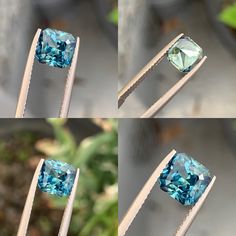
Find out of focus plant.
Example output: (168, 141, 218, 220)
(219, 3, 236, 29)
(0, 131, 40, 163)
(108, 7, 118, 26)
(35, 119, 118, 236)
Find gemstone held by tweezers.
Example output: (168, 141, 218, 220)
(159, 153, 211, 205)
(167, 36, 203, 73)
(38, 159, 76, 197)
(36, 28, 76, 68)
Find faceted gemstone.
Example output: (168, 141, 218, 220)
(167, 36, 203, 73)
(38, 160, 76, 197)
(36, 28, 76, 68)
(158, 153, 211, 206)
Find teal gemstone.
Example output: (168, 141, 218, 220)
(159, 153, 211, 206)
(167, 36, 203, 73)
(38, 160, 76, 197)
(36, 28, 76, 68)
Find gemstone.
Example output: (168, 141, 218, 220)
(167, 36, 203, 73)
(36, 28, 76, 68)
(158, 153, 211, 205)
(38, 160, 76, 197)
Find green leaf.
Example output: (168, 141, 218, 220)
(107, 8, 118, 26)
(75, 132, 117, 167)
(45, 118, 77, 162)
(219, 4, 236, 29)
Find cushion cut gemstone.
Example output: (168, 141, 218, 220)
(167, 36, 203, 73)
(36, 28, 76, 68)
(158, 153, 211, 206)
(38, 160, 76, 197)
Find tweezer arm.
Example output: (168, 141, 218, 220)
(141, 56, 207, 118)
(15, 28, 41, 118)
(58, 169, 80, 236)
(17, 158, 44, 236)
(59, 37, 80, 118)
(118, 149, 176, 236)
(175, 176, 216, 236)
(118, 34, 184, 108)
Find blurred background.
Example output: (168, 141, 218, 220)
(119, 119, 236, 235)
(0, 0, 117, 117)
(119, 0, 236, 117)
(0, 118, 118, 236)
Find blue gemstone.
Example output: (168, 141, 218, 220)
(159, 153, 211, 205)
(38, 160, 76, 197)
(36, 28, 76, 68)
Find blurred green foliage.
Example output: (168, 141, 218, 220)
(35, 119, 118, 236)
(108, 7, 118, 26)
(0, 119, 117, 236)
(219, 3, 236, 29)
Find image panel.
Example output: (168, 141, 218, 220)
(118, 1, 236, 118)
(0, 118, 118, 236)
(119, 118, 236, 235)
(0, 1, 118, 118)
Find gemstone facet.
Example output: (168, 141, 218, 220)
(38, 160, 76, 197)
(167, 36, 203, 73)
(36, 28, 76, 68)
(158, 153, 211, 205)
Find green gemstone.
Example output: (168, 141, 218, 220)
(167, 36, 203, 73)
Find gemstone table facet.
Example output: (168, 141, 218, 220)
(167, 36, 203, 73)
(38, 160, 76, 197)
(36, 28, 76, 68)
(158, 153, 211, 206)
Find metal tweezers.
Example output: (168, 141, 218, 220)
(118, 34, 207, 118)
(15, 28, 80, 118)
(118, 149, 216, 236)
(17, 159, 80, 236)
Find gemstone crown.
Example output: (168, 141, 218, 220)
(36, 28, 76, 68)
(167, 36, 203, 73)
(159, 153, 211, 205)
(38, 159, 76, 197)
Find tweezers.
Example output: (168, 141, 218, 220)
(15, 28, 80, 118)
(118, 149, 216, 236)
(17, 159, 80, 236)
(118, 34, 207, 118)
